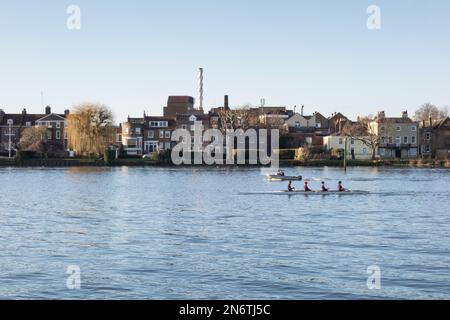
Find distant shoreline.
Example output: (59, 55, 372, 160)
(1, 158, 449, 169)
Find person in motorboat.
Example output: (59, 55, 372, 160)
(288, 181, 295, 192)
(277, 169, 285, 176)
(304, 181, 312, 192)
(321, 181, 329, 192)
(338, 181, 346, 192)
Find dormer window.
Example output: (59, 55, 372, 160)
(150, 121, 168, 128)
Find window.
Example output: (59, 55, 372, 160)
(403, 136, 408, 144)
(388, 137, 393, 144)
(159, 142, 164, 150)
(115, 134, 121, 142)
(380, 148, 385, 156)
(150, 121, 168, 128)
(380, 126, 385, 132)
(47, 131, 52, 140)
(396, 126, 401, 131)
(316, 122, 321, 128)
(411, 136, 416, 144)
(159, 131, 164, 138)
(127, 139, 137, 148)
(339, 138, 343, 145)
(295, 122, 300, 128)
(47, 121, 51, 127)
(351, 138, 355, 145)
(181, 124, 188, 130)
(425, 145, 431, 153)
(425, 132, 431, 141)
(165, 131, 171, 139)
(56, 122, 61, 129)
(396, 136, 401, 144)
(165, 142, 171, 150)
(362, 148, 367, 154)
(135, 128, 141, 134)
(411, 126, 417, 131)
(56, 130, 61, 140)
(148, 130, 154, 139)
(381, 137, 386, 144)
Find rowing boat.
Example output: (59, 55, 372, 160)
(266, 175, 302, 181)
(239, 190, 370, 195)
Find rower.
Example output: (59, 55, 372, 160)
(321, 181, 329, 192)
(288, 181, 294, 192)
(338, 181, 346, 192)
(304, 181, 312, 192)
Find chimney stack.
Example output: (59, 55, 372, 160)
(224, 95, 229, 110)
(64, 109, 70, 117)
(301, 105, 304, 116)
(198, 67, 204, 112)
(22, 108, 27, 115)
(45, 106, 51, 115)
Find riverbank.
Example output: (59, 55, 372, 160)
(1, 157, 449, 168)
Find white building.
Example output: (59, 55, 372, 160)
(323, 135, 375, 160)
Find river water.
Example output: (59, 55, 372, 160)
(0, 166, 449, 299)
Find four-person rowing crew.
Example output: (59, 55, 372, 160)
(287, 180, 347, 193)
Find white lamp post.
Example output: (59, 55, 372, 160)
(6, 119, 15, 158)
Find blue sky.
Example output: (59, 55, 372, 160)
(0, 0, 449, 122)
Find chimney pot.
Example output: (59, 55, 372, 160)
(45, 106, 51, 115)
(22, 108, 27, 115)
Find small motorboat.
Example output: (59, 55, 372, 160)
(266, 174, 302, 181)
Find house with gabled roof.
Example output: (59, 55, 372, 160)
(0, 106, 69, 153)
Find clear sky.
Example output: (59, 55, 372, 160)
(0, 0, 449, 123)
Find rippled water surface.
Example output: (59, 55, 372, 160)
(0, 166, 449, 299)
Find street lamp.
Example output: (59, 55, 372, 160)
(6, 119, 15, 158)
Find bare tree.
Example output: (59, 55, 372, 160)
(216, 105, 252, 133)
(67, 103, 114, 157)
(342, 116, 380, 160)
(18, 126, 48, 150)
(414, 103, 449, 122)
